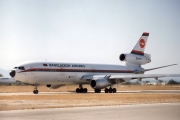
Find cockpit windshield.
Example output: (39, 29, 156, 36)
(14, 67, 18, 69)
(14, 66, 25, 70)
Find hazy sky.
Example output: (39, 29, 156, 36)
(0, 0, 180, 74)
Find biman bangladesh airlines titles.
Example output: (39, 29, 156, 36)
(9, 32, 179, 94)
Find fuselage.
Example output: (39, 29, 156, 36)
(12, 61, 143, 85)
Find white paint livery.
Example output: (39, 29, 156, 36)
(9, 32, 179, 94)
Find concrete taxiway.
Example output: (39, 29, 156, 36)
(0, 90, 180, 96)
(0, 103, 179, 120)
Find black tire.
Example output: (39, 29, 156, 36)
(80, 88, 84, 93)
(76, 88, 80, 93)
(95, 89, 97, 93)
(33, 90, 35, 94)
(105, 88, 109, 93)
(33, 90, 38, 94)
(95, 89, 101, 93)
(113, 88, 117, 93)
(83, 88, 88, 93)
(109, 88, 113, 93)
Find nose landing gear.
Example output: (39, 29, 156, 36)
(33, 85, 39, 94)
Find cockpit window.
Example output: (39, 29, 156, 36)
(14, 66, 25, 70)
(14, 67, 18, 69)
(18, 66, 25, 70)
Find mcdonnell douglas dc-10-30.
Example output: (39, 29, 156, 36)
(9, 32, 179, 94)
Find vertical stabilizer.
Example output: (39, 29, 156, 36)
(131, 32, 149, 55)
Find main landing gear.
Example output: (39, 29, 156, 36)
(76, 84, 88, 93)
(94, 89, 101, 93)
(104, 87, 117, 93)
(94, 87, 116, 93)
(33, 85, 39, 94)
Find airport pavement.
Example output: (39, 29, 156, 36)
(0, 103, 179, 120)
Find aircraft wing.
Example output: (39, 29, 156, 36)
(82, 74, 180, 83)
(109, 74, 180, 79)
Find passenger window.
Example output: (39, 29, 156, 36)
(14, 67, 18, 69)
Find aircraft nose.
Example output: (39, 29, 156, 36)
(9, 70, 16, 77)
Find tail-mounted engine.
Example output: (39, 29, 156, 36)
(119, 53, 151, 66)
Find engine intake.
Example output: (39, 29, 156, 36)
(91, 78, 112, 89)
(119, 54, 126, 61)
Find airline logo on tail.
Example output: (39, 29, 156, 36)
(131, 32, 149, 55)
(139, 39, 145, 48)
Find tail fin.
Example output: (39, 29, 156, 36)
(131, 32, 149, 55)
(119, 32, 151, 66)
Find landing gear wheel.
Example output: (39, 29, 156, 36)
(112, 88, 117, 93)
(33, 90, 35, 94)
(83, 88, 88, 93)
(76, 88, 80, 93)
(79, 88, 83, 93)
(105, 88, 109, 93)
(95, 89, 101, 93)
(33, 90, 38, 94)
(109, 88, 113, 93)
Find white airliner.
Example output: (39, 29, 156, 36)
(9, 32, 179, 94)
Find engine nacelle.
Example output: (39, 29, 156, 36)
(46, 84, 64, 89)
(119, 53, 151, 66)
(91, 78, 112, 89)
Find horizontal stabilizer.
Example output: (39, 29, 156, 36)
(134, 64, 178, 73)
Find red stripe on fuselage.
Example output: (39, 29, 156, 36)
(19, 68, 134, 73)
